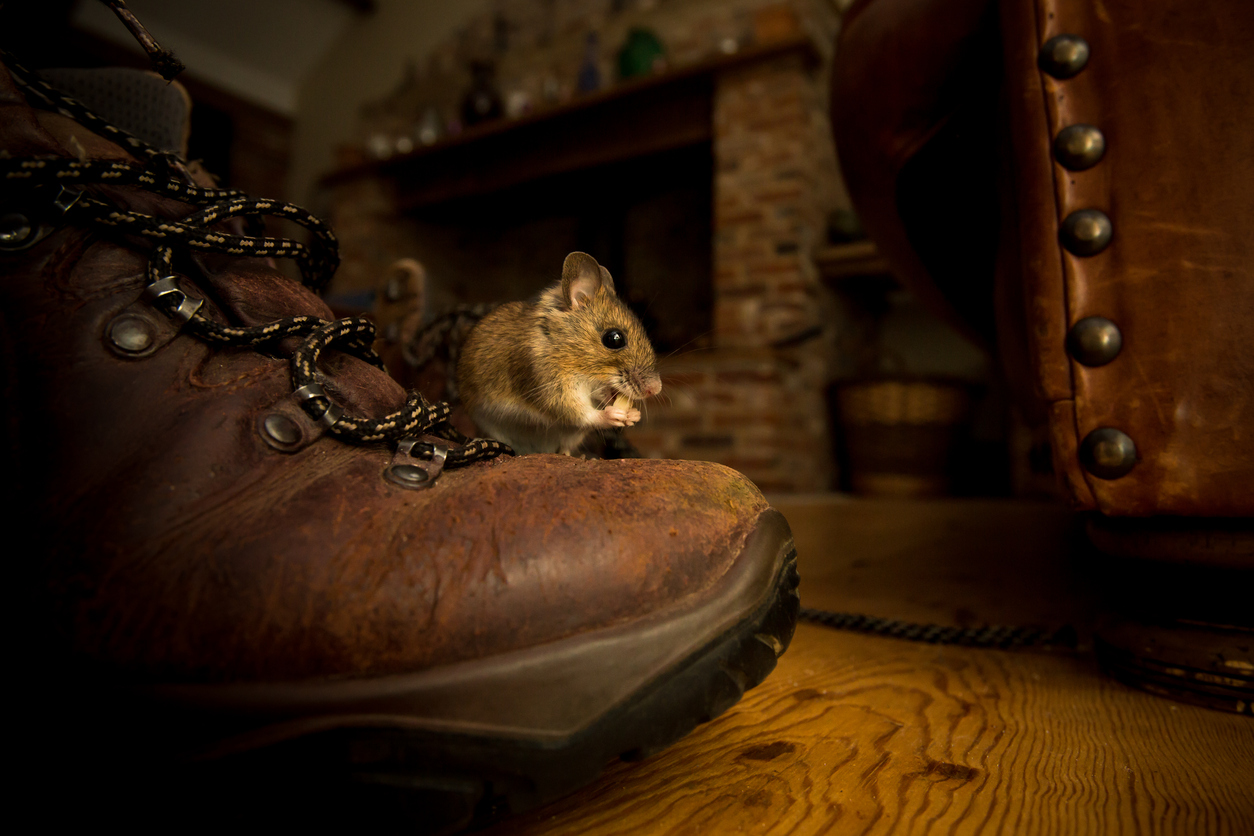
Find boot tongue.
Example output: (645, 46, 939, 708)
(38, 67, 191, 158)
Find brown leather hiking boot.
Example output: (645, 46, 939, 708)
(1, 47, 797, 832)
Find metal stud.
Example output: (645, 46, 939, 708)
(1067, 316, 1122, 367)
(1060, 209, 1112, 256)
(0, 213, 35, 249)
(1054, 124, 1106, 171)
(262, 413, 303, 446)
(1079, 428, 1138, 479)
(1039, 34, 1090, 79)
(106, 313, 158, 356)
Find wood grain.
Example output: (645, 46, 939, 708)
(486, 627, 1253, 835)
(482, 497, 1254, 836)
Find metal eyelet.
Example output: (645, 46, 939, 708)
(385, 437, 449, 489)
(143, 275, 204, 323)
(0, 212, 52, 252)
(52, 186, 82, 214)
(106, 311, 162, 357)
(293, 382, 345, 429)
(1, 188, 88, 253)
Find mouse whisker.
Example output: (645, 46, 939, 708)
(662, 330, 714, 361)
(653, 382, 693, 409)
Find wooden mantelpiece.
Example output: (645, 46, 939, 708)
(321, 33, 820, 210)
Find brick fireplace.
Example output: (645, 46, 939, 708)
(324, 0, 848, 492)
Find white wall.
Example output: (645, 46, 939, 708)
(72, 0, 357, 115)
(287, 0, 490, 207)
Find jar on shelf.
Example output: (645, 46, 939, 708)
(460, 60, 503, 127)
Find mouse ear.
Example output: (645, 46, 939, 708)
(560, 252, 604, 310)
(598, 265, 616, 295)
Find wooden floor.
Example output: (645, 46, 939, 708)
(483, 496, 1254, 835)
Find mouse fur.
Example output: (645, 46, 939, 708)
(458, 252, 662, 455)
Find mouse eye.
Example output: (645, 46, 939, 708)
(601, 328, 627, 350)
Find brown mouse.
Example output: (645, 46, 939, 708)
(458, 252, 662, 454)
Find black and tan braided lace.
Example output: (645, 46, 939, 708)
(0, 50, 510, 462)
(797, 607, 1079, 649)
(403, 303, 498, 403)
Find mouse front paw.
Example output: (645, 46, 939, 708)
(599, 406, 641, 428)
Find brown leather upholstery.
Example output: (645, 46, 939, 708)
(834, 0, 1254, 517)
(830, 0, 998, 346)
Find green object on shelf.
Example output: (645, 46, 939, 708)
(618, 27, 665, 80)
(828, 208, 866, 243)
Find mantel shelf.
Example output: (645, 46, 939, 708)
(815, 241, 895, 282)
(321, 33, 820, 209)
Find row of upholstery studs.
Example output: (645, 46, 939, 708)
(1040, 34, 1136, 480)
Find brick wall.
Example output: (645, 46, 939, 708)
(329, 0, 851, 492)
(632, 48, 842, 492)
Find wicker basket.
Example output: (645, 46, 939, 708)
(836, 379, 971, 426)
(832, 379, 973, 497)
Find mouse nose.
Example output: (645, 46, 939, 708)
(628, 369, 662, 398)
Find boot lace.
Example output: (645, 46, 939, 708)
(0, 50, 511, 467)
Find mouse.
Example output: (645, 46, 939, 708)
(457, 251, 662, 455)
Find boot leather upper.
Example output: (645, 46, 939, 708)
(1, 65, 771, 684)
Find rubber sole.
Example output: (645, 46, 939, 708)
(86, 518, 800, 832)
(209, 545, 798, 832)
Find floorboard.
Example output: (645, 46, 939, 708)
(482, 496, 1254, 835)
